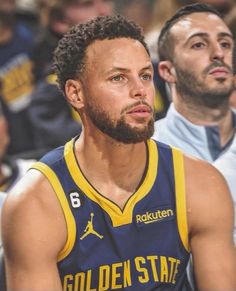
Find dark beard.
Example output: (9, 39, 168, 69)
(175, 63, 234, 109)
(86, 101, 154, 144)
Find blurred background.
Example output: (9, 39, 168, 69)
(0, 0, 235, 171)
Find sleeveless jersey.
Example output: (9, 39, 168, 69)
(32, 137, 190, 291)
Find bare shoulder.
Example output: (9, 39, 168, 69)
(183, 155, 234, 235)
(183, 156, 236, 289)
(2, 168, 67, 261)
(184, 154, 230, 195)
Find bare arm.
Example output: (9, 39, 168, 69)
(1, 169, 67, 291)
(185, 157, 236, 291)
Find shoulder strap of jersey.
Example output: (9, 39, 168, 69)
(172, 147, 189, 252)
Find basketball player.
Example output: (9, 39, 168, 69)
(1, 14, 236, 291)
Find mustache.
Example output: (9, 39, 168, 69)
(121, 100, 153, 114)
(203, 61, 233, 75)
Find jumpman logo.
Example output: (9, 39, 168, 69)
(80, 212, 103, 240)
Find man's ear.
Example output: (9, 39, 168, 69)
(65, 79, 84, 109)
(158, 61, 176, 83)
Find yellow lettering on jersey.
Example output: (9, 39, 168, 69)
(147, 255, 159, 282)
(63, 255, 182, 290)
(172, 259, 181, 284)
(99, 265, 110, 290)
(111, 262, 122, 289)
(123, 259, 132, 287)
(135, 256, 149, 283)
(160, 256, 169, 282)
(74, 272, 85, 291)
(136, 209, 174, 224)
(168, 257, 176, 283)
(86, 269, 96, 291)
(63, 274, 73, 291)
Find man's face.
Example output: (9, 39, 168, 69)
(65, 0, 113, 26)
(170, 12, 234, 108)
(79, 38, 155, 143)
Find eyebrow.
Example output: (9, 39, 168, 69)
(185, 32, 233, 44)
(107, 64, 153, 74)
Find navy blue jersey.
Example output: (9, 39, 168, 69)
(32, 137, 190, 290)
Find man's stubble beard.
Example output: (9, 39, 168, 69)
(174, 61, 234, 109)
(85, 100, 155, 144)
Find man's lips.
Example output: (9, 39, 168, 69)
(127, 105, 152, 114)
(209, 67, 229, 75)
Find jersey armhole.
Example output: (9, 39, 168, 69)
(31, 161, 76, 261)
(172, 148, 190, 252)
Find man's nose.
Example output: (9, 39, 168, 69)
(130, 79, 147, 99)
(210, 43, 225, 62)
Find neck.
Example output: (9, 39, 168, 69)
(74, 129, 148, 208)
(76, 129, 147, 177)
(174, 98, 234, 146)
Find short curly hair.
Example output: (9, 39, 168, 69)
(53, 14, 149, 92)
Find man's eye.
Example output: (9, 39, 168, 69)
(191, 42, 206, 49)
(220, 42, 232, 49)
(111, 75, 124, 81)
(141, 74, 152, 81)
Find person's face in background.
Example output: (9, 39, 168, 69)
(162, 12, 234, 108)
(115, 0, 154, 34)
(65, 0, 113, 26)
(0, 24, 13, 45)
(52, 0, 113, 36)
(0, 8, 15, 45)
(0, 0, 15, 12)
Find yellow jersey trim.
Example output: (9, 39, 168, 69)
(172, 148, 190, 252)
(31, 162, 76, 261)
(64, 138, 158, 227)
